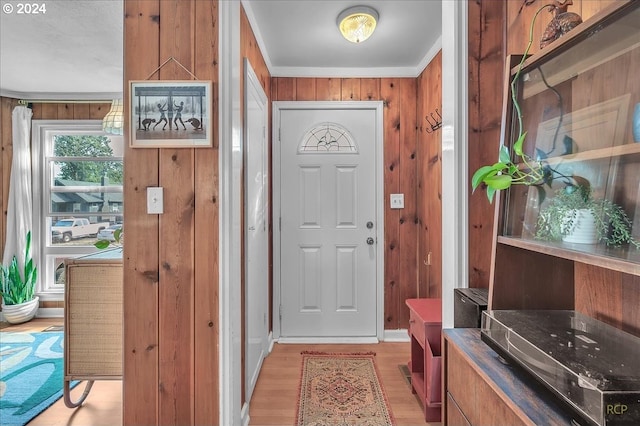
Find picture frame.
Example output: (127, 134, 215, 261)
(129, 80, 212, 148)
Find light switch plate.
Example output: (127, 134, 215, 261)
(390, 193, 404, 209)
(147, 187, 164, 214)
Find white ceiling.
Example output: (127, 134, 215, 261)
(0, 0, 442, 100)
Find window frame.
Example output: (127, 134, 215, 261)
(31, 120, 124, 300)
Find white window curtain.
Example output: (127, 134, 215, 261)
(3, 106, 34, 268)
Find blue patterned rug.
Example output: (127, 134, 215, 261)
(0, 332, 76, 426)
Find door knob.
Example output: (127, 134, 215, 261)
(366, 237, 375, 245)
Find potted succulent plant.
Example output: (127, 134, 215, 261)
(1, 231, 39, 324)
(535, 185, 640, 248)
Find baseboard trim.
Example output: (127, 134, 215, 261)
(267, 331, 275, 353)
(240, 402, 250, 426)
(383, 329, 410, 342)
(277, 336, 379, 344)
(36, 308, 64, 318)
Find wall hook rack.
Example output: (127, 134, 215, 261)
(425, 108, 442, 133)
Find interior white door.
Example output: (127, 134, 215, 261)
(278, 106, 379, 338)
(244, 60, 269, 401)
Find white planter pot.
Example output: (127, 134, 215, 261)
(1, 296, 39, 324)
(562, 209, 598, 244)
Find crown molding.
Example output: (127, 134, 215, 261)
(241, 0, 440, 79)
(0, 89, 122, 101)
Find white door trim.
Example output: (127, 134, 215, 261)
(272, 100, 385, 342)
(219, 1, 242, 425)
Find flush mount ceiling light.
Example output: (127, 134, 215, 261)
(337, 6, 379, 43)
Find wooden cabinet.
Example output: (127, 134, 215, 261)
(443, 328, 572, 426)
(406, 298, 442, 422)
(490, 0, 640, 331)
(63, 248, 123, 407)
(444, 2, 640, 425)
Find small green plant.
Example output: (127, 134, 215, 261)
(535, 185, 640, 249)
(94, 227, 123, 250)
(471, 4, 559, 203)
(0, 231, 38, 305)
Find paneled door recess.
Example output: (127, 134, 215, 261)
(276, 103, 382, 339)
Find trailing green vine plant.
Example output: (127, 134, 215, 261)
(471, 4, 562, 203)
(94, 227, 123, 249)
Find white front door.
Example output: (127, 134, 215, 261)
(274, 102, 383, 339)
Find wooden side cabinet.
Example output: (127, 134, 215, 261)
(406, 298, 442, 422)
(443, 328, 573, 426)
(63, 248, 123, 408)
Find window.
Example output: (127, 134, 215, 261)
(298, 123, 358, 153)
(32, 121, 124, 299)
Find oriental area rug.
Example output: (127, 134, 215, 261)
(296, 351, 395, 426)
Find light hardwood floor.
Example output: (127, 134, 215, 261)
(2, 319, 436, 425)
(1, 318, 122, 426)
(248, 343, 437, 426)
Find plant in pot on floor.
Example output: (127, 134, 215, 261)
(1, 231, 39, 324)
(535, 184, 640, 248)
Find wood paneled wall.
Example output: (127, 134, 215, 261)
(467, 1, 505, 290)
(416, 52, 443, 298)
(122, 1, 219, 424)
(271, 77, 420, 329)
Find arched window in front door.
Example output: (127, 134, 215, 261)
(298, 122, 358, 153)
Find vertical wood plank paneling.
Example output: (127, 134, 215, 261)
(275, 77, 295, 101)
(468, 0, 504, 290)
(397, 78, 418, 328)
(416, 70, 428, 298)
(157, 1, 195, 424)
(340, 78, 361, 101)
(315, 78, 341, 101)
(621, 274, 640, 336)
(89, 103, 110, 120)
(57, 103, 74, 120)
(381, 78, 401, 329)
(194, 1, 219, 423)
(158, 147, 195, 425)
(29, 103, 42, 120)
(360, 79, 380, 101)
(506, 0, 552, 58)
(416, 52, 443, 299)
(73, 103, 90, 119)
(123, 0, 161, 424)
(295, 78, 316, 101)
(574, 263, 623, 328)
(578, 0, 618, 22)
(425, 53, 443, 298)
(40, 104, 58, 119)
(574, 263, 640, 337)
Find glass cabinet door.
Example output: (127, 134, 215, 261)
(500, 1, 640, 270)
